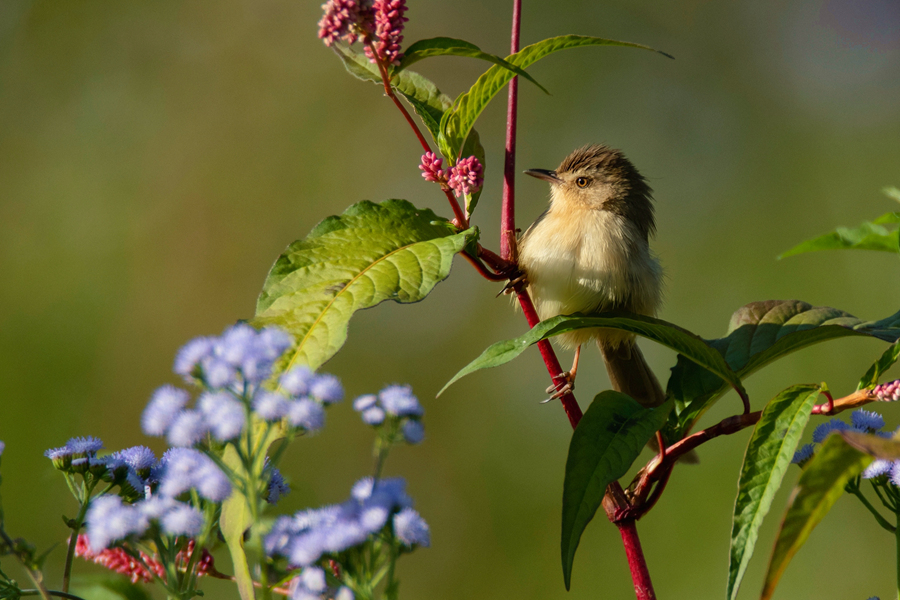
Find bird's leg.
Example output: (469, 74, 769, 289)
(497, 268, 529, 297)
(543, 345, 581, 401)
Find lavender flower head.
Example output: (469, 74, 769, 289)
(161, 504, 205, 537)
(419, 152, 449, 187)
(791, 443, 815, 465)
(0, 441, 4, 457)
(393, 507, 430, 547)
(379, 385, 422, 417)
(364, 0, 408, 65)
(851, 409, 885, 433)
(447, 155, 484, 198)
(811, 419, 851, 444)
(86, 495, 148, 552)
(142, 385, 189, 436)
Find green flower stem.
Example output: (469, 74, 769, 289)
(0, 525, 51, 600)
(18, 590, 86, 600)
(847, 483, 895, 533)
(61, 480, 98, 593)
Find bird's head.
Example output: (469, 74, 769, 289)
(525, 144, 656, 240)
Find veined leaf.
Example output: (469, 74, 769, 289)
(778, 220, 899, 258)
(254, 200, 476, 373)
(399, 37, 549, 94)
(667, 300, 900, 440)
(440, 35, 671, 160)
(761, 434, 872, 600)
(439, 311, 745, 400)
(561, 392, 672, 590)
(857, 342, 900, 390)
(332, 44, 487, 215)
(727, 384, 820, 600)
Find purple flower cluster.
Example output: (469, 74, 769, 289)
(287, 566, 355, 600)
(873, 379, 900, 402)
(353, 384, 424, 444)
(363, 0, 408, 65)
(76, 445, 229, 551)
(448, 156, 484, 198)
(265, 476, 429, 568)
(792, 409, 893, 466)
(143, 325, 342, 446)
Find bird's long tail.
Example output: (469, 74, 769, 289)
(599, 339, 699, 464)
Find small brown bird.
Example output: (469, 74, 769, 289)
(517, 144, 665, 408)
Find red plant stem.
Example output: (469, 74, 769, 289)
(499, 0, 522, 261)
(619, 520, 657, 600)
(462, 252, 509, 281)
(371, 48, 470, 228)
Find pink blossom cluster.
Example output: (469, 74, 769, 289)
(447, 155, 484, 198)
(364, 0, 408, 65)
(873, 379, 900, 402)
(74, 534, 215, 584)
(419, 152, 449, 188)
(317, 0, 372, 47)
(75, 534, 164, 584)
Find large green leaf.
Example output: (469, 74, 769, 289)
(561, 392, 672, 590)
(667, 300, 900, 439)
(726, 384, 820, 600)
(857, 342, 900, 390)
(440, 35, 672, 160)
(439, 311, 745, 399)
(331, 44, 487, 215)
(254, 200, 476, 373)
(760, 434, 872, 600)
(398, 37, 549, 94)
(778, 219, 899, 258)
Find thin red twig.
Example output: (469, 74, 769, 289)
(499, 0, 521, 261)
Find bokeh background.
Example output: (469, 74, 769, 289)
(2, 0, 900, 598)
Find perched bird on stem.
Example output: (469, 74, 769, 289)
(517, 144, 665, 409)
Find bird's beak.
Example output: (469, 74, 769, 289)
(524, 169, 561, 183)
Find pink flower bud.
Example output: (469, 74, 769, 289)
(873, 379, 900, 402)
(318, 0, 372, 47)
(447, 156, 484, 198)
(419, 152, 449, 187)
(364, 0, 408, 65)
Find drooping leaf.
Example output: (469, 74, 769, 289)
(398, 37, 549, 93)
(857, 342, 900, 390)
(761, 434, 872, 600)
(331, 44, 487, 215)
(778, 220, 899, 258)
(727, 384, 820, 600)
(667, 301, 900, 440)
(561, 392, 672, 590)
(440, 35, 672, 160)
(439, 312, 745, 400)
(254, 200, 476, 373)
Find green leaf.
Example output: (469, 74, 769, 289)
(761, 434, 872, 600)
(857, 342, 900, 390)
(71, 575, 153, 600)
(398, 37, 549, 94)
(440, 35, 672, 160)
(439, 311, 744, 400)
(561, 392, 672, 590)
(883, 186, 900, 203)
(727, 384, 820, 600)
(778, 220, 899, 258)
(872, 211, 900, 225)
(667, 300, 900, 440)
(840, 429, 900, 460)
(254, 200, 476, 373)
(219, 444, 256, 600)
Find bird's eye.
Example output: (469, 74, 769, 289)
(575, 177, 589, 188)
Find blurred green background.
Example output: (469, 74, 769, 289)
(1, 0, 899, 598)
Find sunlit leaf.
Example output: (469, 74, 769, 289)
(254, 200, 476, 373)
(440, 35, 671, 160)
(727, 384, 820, 600)
(779, 219, 899, 258)
(857, 342, 900, 391)
(761, 434, 872, 600)
(439, 312, 744, 400)
(561, 392, 672, 590)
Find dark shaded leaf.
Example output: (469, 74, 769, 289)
(668, 300, 900, 440)
(761, 434, 872, 600)
(254, 200, 476, 373)
(439, 312, 744, 400)
(561, 392, 672, 590)
(727, 384, 820, 600)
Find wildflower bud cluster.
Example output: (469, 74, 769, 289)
(317, 0, 407, 66)
(873, 379, 900, 402)
(419, 152, 484, 199)
(354, 384, 425, 444)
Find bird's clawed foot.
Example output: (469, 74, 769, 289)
(541, 371, 576, 403)
(497, 269, 528, 297)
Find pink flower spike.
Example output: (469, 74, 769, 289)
(419, 152, 449, 187)
(448, 156, 484, 198)
(318, 0, 372, 47)
(364, 0, 408, 65)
